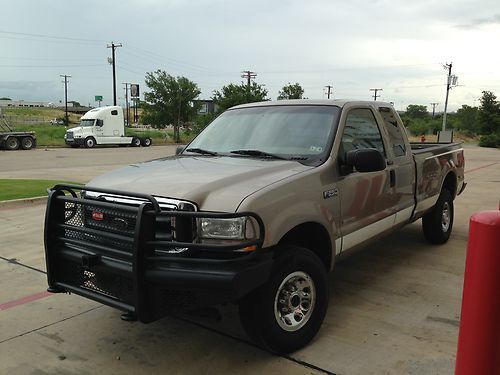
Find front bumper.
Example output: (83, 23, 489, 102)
(65, 137, 84, 146)
(44, 184, 271, 323)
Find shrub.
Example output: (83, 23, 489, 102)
(478, 134, 500, 148)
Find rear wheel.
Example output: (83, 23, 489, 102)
(21, 137, 34, 150)
(422, 189, 454, 244)
(84, 137, 96, 148)
(131, 137, 141, 147)
(5, 137, 20, 150)
(239, 246, 328, 354)
(141, 137, 152, 147)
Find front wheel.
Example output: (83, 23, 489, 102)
(84, 137, 96, 148)
(422, 189, 454, 244)
(239, 246, 328, 354)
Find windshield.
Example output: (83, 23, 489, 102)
(186, 105, 340, 161)
(80, 119, 95, 127)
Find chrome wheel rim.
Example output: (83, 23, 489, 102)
(442, 202, 451, 232)
(274, 271, 316, 332)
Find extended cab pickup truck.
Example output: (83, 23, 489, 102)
(44, 100, 465, 353)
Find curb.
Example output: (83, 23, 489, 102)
(0, 196, 48, 210)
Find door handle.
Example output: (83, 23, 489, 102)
(390, 170, 396, 187)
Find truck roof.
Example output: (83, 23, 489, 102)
(81, 106, 122, 119)
(230, 99, 394, 110)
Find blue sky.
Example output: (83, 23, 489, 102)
(1, 0, 499, 111)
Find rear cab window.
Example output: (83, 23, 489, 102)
(379, 107, 407, 157)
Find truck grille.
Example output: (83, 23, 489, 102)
(66, 131, 74, 140)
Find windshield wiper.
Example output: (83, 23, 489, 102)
(230, 149, 287, 160)
(184, 148, 218, 156)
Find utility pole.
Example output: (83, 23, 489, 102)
(370, 88, 383, 101)
(60, 74, 71, 125)
(241, 70, 257, 88)
(107, 42, 122, 106)
(430, 102, 439, 118)
(324, 85, 333, 99)
(122, 83, 130, 127)
(442, 62, 453, 131)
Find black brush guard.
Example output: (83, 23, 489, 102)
(44, 184, 272, 323)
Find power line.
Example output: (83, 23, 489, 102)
(0, 30, 105, 43)
(370, 88, 383, 101)
(107, 42, 123, 106)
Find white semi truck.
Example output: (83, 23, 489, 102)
(64, 106, 151, 148)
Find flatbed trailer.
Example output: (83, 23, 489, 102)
(0, 112, 36, 150)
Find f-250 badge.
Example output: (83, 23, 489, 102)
(323, 188, 339, 199)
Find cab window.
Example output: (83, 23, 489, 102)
(340, 108, 386, 159)
(379, 107, 406, 157)
(111, 110, 118, 115)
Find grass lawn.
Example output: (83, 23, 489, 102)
(0, 179, 80, 201)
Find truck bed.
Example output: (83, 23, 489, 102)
(410, 142, 465, 219)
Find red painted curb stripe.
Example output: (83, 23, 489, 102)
(465, 162, 499, 174)
(0, 291, 53, 311)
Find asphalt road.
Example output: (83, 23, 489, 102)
(0, 145, 499, 374)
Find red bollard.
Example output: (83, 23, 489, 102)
(455, 211, 500, 375)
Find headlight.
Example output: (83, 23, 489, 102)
(197, 217, 257, 240)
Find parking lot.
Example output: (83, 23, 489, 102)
(1, 145, 499, 374)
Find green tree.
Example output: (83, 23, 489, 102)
(277, 82, 304, 100)
(456, 105, 479, 135)
(477, 91, 500, 135)
(212, 82, 268, 113)
(142, 70, 201, 142)
(405, 104, 429, 119)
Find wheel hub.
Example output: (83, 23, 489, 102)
(442, 202, 451, 232)
(274, 271, 316, 332)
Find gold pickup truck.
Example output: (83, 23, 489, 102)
(44, 100, 466, 353)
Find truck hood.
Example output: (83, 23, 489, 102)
(86, 156, 312, 211)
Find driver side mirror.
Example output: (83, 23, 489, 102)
(342, 148, 386, 174)
(96, 119, 103, 127)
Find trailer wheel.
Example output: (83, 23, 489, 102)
(21, 137, 34, 150)
(131, 137, 141, 147)
(5, 137, 20, 150)
(238, 246, 328, 354)
(84, 137, 96, 148)
(141, 137, 152, 147)
(422, 189, 454, 244)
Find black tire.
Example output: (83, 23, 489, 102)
(422, 189, 454, 244)
(5, 137, 20, 150)
(84, 137, 96, 148)
(21, 137, 34, 150)
(239, 246, 329, 354)
(141, 137, 152, 147)
(131, 137, 141, 147)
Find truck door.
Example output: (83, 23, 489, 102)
(95, 119, 104, 137)
(377, 107, 415, 224)
(336, 107, 394, 252)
